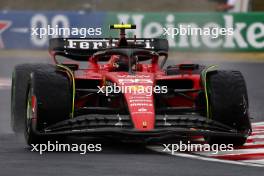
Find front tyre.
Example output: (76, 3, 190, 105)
(205, 70, 251, 146)
(25, 65, 72, 145)
(11, 64, 54, 133)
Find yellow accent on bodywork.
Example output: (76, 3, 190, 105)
(113, 24, 132, 29)
(201, 65, 218, 119)
(56, 64, 75, 118)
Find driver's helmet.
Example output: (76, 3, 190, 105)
(111, 55, 136, 71)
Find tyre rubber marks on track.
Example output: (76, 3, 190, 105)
(148, 122, 264, 167)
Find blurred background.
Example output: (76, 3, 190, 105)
(0, 0, 263, 11)
(0, 1, 263, 175)
(0, 0, 263, 133)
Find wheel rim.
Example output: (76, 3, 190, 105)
(26, 90, 33, 136)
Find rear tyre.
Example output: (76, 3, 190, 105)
(25, 65, 72, 145)
(205, 70, 251, 146)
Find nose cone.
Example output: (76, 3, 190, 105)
(106, 72, 156, 131)
(126, 94, 155, 131)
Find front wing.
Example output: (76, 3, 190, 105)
(30, 114, 249, 141)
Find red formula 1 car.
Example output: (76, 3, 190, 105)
(11, 24, 251, 146)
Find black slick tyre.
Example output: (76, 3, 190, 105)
(206, 70, 251, 146)
(24, 64, 72, 145)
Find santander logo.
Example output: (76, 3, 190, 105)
(0, 20, 12, 48)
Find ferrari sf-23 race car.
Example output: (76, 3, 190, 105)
(11, 24, 251, 146)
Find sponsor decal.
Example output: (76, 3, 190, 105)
(0, 11, 263, 51)
(130, 103, 152, 107)
(142, 121, 147, 127)
(113, 13, 264, 51)
(129, 99, 152, 102)
(138, 107, 147, 112)
(118, 78, 153, 84)
(129, 96, 151, 99)
(0, 20, 11, 48)
(66, 38, 153, 49)
(131, 111, 154, 115)
(117, 75, 151, 78)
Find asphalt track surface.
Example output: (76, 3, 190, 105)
(0, 56, 264, 176)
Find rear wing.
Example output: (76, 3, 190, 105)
(49, 38, 168, 60)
